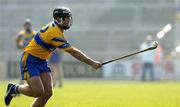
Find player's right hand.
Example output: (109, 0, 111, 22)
(91, 61, 102, 69)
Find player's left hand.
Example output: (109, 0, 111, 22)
(92, 61, 102, 69)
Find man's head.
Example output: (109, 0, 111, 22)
(53, 6, 73, 30)
(23, 19, 32, 33)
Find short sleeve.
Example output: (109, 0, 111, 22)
(51, 36, 72, 51)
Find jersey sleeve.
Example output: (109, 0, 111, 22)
(51, 35, 72, 51)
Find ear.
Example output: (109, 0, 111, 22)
(55, 17, 59, 21)
(56, 17, 63, 25)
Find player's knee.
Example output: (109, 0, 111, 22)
(44, 89, 53, 99)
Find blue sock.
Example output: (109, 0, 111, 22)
(11, 85, 19, 94)
(15, 85, 19, 94)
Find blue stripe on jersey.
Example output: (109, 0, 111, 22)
(52, 23, 55, 27)
(40, 26, 49, 33)
(58, 43, 71, 49)
(52, 38, 67, 43)
(34, 33, 56, 52)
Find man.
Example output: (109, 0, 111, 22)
(16, 19, 36, 50)
(16, 19, 36, 84)
(5, 6, 102, 107)
(48, 49, 64, 87)
(140, 35, 155, 81)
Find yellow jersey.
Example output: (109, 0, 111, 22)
(17, 30, 36, 49)
(24, 21, 72, 60)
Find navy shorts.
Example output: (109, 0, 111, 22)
(20, 52, 51, 80)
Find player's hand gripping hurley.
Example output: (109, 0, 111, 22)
(102, 41, 158, 65)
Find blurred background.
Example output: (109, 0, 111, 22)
(1, 0, 180, 80)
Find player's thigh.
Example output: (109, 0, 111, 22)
(40, 72, 53, 96)
(26, 76, 44, 95)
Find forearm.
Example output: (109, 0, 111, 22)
(67, 48, 95, 65)
(16, 35, 24, 49)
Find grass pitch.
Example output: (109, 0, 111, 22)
(0, 80, 180, 107)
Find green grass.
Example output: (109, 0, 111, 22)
(0, 80, 180, 107)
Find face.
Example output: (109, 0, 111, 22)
(24, 23, 32, 32)
(57, 17, 72, 30)
(63, 17, 71, 27)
